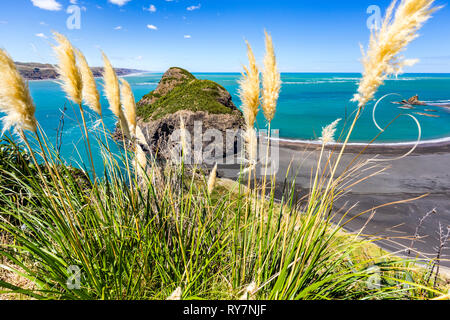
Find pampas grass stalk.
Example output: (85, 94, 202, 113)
(257, 31, 281, 282)
(77, 49, 110, 152)
(0, 49, 78, 220)
(102, 52, 134, 191)
(53, 33, 96, 179)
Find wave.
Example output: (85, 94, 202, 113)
(134, 82, 159, 86)
(272, 135, 450, 147)
(282, 80, 359, 85)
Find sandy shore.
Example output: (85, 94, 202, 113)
(218, 139, 450, 268)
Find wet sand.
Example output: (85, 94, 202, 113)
(219, 139, 450, 268)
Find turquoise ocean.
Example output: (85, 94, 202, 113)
(15, 72, 450, 169)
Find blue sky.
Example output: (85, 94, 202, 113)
(0, 0, 449, 72)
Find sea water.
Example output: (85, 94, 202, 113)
(8, 72, 450, 170)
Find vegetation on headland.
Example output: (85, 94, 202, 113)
(137, 68, 235, 121)
(0, 0, 449, 301)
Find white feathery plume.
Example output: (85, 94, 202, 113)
(166, 287, 182, 300)
(102, 52, 130, 137)
(320, 118, 341, 145)
(352, 0, 439, 108)
(0, 49, 37, 133)
(76, 49, 102, 116)
(261, 30, 281, 123)
(120, 78, 137, 137)
(207, 163, 218, 195)
(52, 32, 82, 105)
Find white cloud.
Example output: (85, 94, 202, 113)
(69, 0, 77, 4)
(31, 0, 62, 11)
(184, 35, 191, 39)
(187, 4, 201, 11)
(144, 4, 156, 12)
(35, 33, 48, 39)
(147, 24, 158, 30)
(114, 26, 123, 30)
(108, 0, 132, 6)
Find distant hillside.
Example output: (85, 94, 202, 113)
(15, 62, 144, 80)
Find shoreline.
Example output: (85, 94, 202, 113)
(275, 136, 450, 155)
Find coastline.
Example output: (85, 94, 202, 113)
(275, 135, 450, 155)
(26, 70, 149, 82)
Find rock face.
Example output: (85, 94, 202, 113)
(135, 67, 244, 163)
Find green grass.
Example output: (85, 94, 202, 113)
(0, 133, 447, 300)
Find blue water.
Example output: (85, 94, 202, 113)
(8, 72, 450, 170)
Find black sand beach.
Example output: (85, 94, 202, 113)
(276, 140, 450, 268)
(219, 139, 450, 268)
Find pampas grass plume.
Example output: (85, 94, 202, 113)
(320, 118, 341, 145)
(102, 52, 130, 137)
(239, 281, 257, 300)
(166, 287, 182, 300)
(207, 163, 218, 195)
(0, 49, 37, 133)
(134, 144, 148, 180)
(352, 0, 439, 108)
(120, 79, 137, 137)
(262, 30, 281, 123)
(76, 49, 101, 116)
(239, 41, 260, 128)
(53, 32, 82, 105)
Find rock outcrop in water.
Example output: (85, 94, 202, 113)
(132, 67, 244, 163)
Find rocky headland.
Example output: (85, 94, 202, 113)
(16, 61, 143, 80)
(129, 67, 245, 163)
